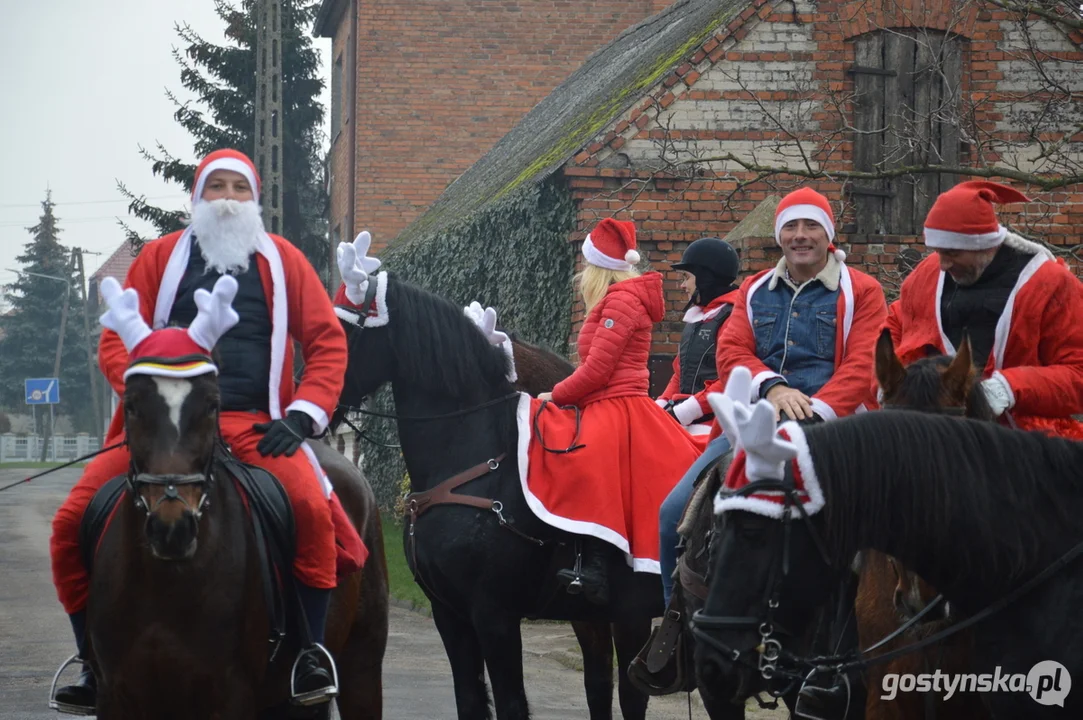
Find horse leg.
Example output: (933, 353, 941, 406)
(612, 618, 652, 720)
(473, 613, 530, 720)
(431, 600, 492, 720)
(572, 620, 615, 720)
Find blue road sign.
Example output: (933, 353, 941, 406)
(25, 378, 60, 405)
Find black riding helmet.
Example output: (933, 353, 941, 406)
(672, 237, 741, 307)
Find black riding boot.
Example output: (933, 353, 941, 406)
(556, 537, 610, 605)
(53, 610, 97, 713)
(292, 584, 336, 705)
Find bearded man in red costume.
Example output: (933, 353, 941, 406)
(883, 180, 1083, 438)
(49, 150, 348, 710)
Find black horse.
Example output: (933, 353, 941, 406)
(696, 408, 1083, 719)
(337, 274, 661, 720)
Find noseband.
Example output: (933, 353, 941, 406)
(125, 423, 217, 520)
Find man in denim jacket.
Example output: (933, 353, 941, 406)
(658, 187, 885, 607)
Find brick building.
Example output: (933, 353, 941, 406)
(312, 0, 672, 264)
(391, 0, 1082, 382)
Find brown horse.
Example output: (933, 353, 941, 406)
(856, 329, 991, 720)
(86, 371, 388, 719)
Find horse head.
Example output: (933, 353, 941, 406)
(99, 275, 238, 561)
(693, 370, 837, 703)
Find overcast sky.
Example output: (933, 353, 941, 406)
(0, 0, 331, 293)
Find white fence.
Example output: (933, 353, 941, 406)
(0, 434, 101, 463)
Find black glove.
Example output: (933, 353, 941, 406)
(253, 411, 314, 457)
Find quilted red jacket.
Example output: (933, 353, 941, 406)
(552, 272, 665, 407)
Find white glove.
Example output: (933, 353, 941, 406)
(981, 374, 1014, 417)
(336, 231, 382, 306)
(655, 397, 669, 408)
(672, 396, 704, 426)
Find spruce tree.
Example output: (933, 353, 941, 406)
(119, 0, 328, 274)
(0, 193, 92, 432)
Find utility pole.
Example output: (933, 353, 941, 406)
(254, 0, 284, 234)
(74, 249, 103, 440)
(42, 270, 71, 462)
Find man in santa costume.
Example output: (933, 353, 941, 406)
(50, 149, 347, 710)
(882, 180, 1083, 437)
(715, 186, 887, 422)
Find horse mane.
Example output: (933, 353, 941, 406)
(808, 411, 1083, 589)
(385, 274, 515, 401)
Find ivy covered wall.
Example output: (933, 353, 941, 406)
(358, 176, 577, 510)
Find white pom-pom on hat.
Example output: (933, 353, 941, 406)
(625, 249, 641, 265)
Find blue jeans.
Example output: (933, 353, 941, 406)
(659, 434, 732, 606)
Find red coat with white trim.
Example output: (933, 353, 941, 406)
(658, 290, 741, 419)
(713, 262, 887, 433)
(100, 229, 347, 441)
(879, 246, 1083, 430)
(552, 272, 665, 407)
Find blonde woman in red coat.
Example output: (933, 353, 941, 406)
(527, 218, 702, 605)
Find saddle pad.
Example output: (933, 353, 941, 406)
(79, 475, 128, 575)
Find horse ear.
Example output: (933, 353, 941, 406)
(942, 333, 973, 400)
(875, 328, 906, 400)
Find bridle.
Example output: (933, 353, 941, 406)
(124, 413, 218, 521)
(691, 470, 835, 692)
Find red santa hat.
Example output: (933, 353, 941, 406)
(774, 187, 846, 262)
(191, 149, 262, 205)
(923, 181, 1030, 251)
(98, 275, 240, 380)
(582, 218, 641, 272)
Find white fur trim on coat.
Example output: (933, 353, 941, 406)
(154, 227, 332, 497)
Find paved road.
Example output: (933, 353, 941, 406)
(0, 467, 783, 719)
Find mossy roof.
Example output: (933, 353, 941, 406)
(392, 0, 752, 248)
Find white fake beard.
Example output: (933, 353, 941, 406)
(189, 199, 265, 275)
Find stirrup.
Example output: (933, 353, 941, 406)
(48, 654, 95, 716)
(558, 543, 586, 593)
(290, 643, 339, 707)
(794, 668, 852, 720)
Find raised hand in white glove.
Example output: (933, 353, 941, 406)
(980, 373, 1015, 417)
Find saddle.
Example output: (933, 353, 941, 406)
(80, 446, 296, 658)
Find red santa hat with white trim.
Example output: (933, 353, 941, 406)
(774, 187, 846, 262)
(191, 149, 262, 206)
(582, 218, 641, 272)
(923, 181, 1029, 251)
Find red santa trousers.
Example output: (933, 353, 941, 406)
(51, 411, 337, 615)
(521, 395, 703, 572)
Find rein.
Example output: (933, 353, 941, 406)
(339, 392, 520, 424)
(0, 440, 128, 493)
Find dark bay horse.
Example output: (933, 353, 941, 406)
(857, 330, 991, 720)
(696, 404, 1083, 719)
(87, 372, 389, 718)
(337, 273, 660, 720)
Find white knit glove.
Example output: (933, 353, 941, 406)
(981, 374, 1015, 417)
(672, 396, 704, 426)
(655, 397, 669, 408)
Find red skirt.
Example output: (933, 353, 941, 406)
(1010, 414, 1083, 441)
(516, 393, 703, 572)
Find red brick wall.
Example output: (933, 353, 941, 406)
(326, 5, 353, 288)
(562, 0, 1083, 364)
(344, 0, 667, 252)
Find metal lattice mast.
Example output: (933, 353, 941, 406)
(254, 0, 284, 234)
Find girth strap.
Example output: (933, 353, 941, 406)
(404, 453, 508, 518)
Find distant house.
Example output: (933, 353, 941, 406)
(390, 0, 1083, 376)
(312, 0, 672, 270)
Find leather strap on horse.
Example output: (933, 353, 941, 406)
(403, 454, 508, 519)
(646, 599, 686, 674)
(678, 556, 709, 601)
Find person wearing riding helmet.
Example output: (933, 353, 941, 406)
(655, 238, 742, 607)
(655, 237, 742, 436)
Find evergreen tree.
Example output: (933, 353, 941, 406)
(0, 193, 93, 432)
(119, 0, 329, 275)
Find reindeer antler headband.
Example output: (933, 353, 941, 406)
(99, 275, 240, 380)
